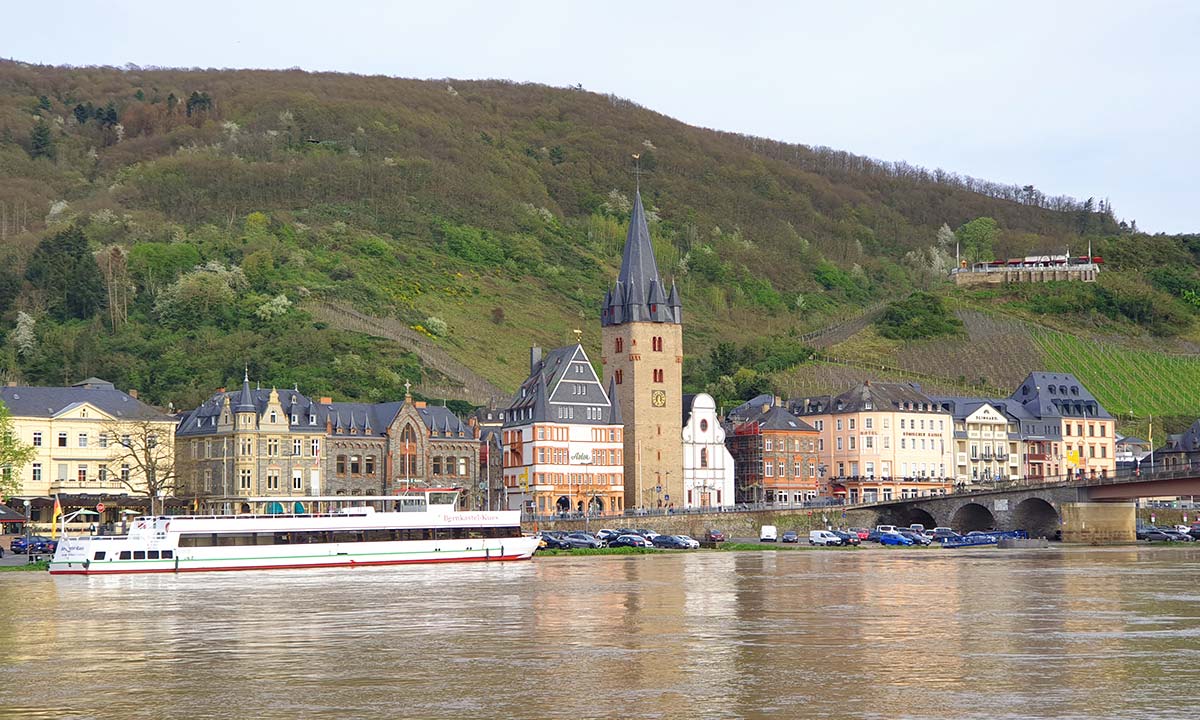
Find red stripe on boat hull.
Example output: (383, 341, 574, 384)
(49, 554, 532, 575)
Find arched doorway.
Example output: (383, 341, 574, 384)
(589, 497, 604, 515)
(1012, 497, 1060, 539)
(556, 496, 570, 514)
(950, 503, 995, 533)
(905, 507, 937, 529)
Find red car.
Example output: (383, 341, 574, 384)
(704, 529, 726, 543)
(849, 527, 870, 540)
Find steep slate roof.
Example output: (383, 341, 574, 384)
(0, 378, 172, 421)
(177, 384, 473, 439)
(1158, 420, 1200, 454)
(727, 394, 775, 422)
(1009, 372, 1113, 420)
(735, 402, 816, 433)
(792, 381, 940, 416)
(504, 344, 620, 427)
(601, 190, 681, 327)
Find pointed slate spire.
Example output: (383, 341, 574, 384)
(603, 189, 680, 326)
(606, 375, 623, 425)
(667, 280, 681, 323)
(234, 369, 256, 413)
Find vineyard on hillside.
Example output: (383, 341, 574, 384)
(1032, 330, 1200, 420)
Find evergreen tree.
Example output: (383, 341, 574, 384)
(73, 103, 89, 125)
(29, 119, 54, 159)
(25, 226, 107, 321)
(0, 266, 19, 315)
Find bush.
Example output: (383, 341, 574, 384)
(875, 292, 964, 340)
(424, 316, 448, 337)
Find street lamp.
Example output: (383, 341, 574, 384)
(23, 499, 30, 561)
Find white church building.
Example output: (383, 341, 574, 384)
(681, 393, 735, 508)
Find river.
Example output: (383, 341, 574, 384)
(2, 546, 1199, 719)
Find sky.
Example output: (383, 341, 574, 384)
(3, 1, 1197, 233)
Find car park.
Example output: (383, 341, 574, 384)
(781, 530, 800, 544)
(879, 531, 914, 546)
(610, 534, 653, 548)
(809, 530, 843, 546)
(704, 529, 726, 543)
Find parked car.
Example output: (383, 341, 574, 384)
(610, 534, 653, 548)
(564, 533, 602, 549)
(930, 527, 961, 542)
(830, 530, 861, 546)
(809, 530, 843, 546)
(651, 535, 690, 549)
(781, 530, 800, 544)
(1158, 528, 1193, 542)
(875, 524, 897, 534)
(1187, 525, 1200, 541)
(848, 527, 870, 540)
(631, 528, 660, 539)
(909, 524, 926, 533)
(595, 529, 621, 544)
(1141, 529, 1177, 543)
(538, 534, 573, 550)
(760, 525, 778, 542)
(704, 529, 726, 543)
(865, 529, 886, 543)
(675, 535, 701, 549)
(879, 531, 914, 546)
(10, 536, 52, 554)
(896, 529, 932, 546)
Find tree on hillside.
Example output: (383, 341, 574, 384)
(0, 401, 36, 500)
(25, 226, 107, 321)
(29, 118, 54, 159)
(956, 217, 999, 263)
(0, 266, 20, 316)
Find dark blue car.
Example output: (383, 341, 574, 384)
(879, 532, 914, 546)
(10, 536, 54, 554)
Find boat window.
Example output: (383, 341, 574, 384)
(429, 492, 458, 506)
(161, 550, 173, 559)
(147, 551, 159, 560)
(133, 551, 146, 560)
(332, 531, 363, 543)
(93, 551, 106, 561)
(119, 551, 132, 560)
(215, 533, 257, 547)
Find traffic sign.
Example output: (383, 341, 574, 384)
(95, 502, 106, 513)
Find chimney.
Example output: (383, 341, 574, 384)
(530, 346, 542, 374)
(774, 395, 781, 407)
(319, 397, 333, 404)
(415, 401, 427, 409)
(128, 389, 139, 399)
(761, 403, 771, 414)
(216, 387, 226, 393)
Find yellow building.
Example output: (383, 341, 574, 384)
(2, 378, 177, 528)
(600, 189, 684, 511)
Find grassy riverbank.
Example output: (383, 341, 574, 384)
(0, 560, 49, 572)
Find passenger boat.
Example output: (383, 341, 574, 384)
(49, 488, 538, 575)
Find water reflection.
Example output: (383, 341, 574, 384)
(2, 546, 1200, 719)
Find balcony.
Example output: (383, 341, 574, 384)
(1027, 453, 1048, 461)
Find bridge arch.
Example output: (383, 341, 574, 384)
(905, 507, 937, 529)
(1012, 497, 1060, 539)
(950, 503, 995, 533)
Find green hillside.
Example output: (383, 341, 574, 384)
(0, 60, 1196, 419)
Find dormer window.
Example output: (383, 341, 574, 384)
(269, 411, 277, 423)
(291, 414, 298, 424)
(309, 414, 317, 425)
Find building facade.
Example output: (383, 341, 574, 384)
(931, 397, 1024, 486)
(600, 189, 684, 511)
(2, 378, 177, 527)
(502, 344, 625, 515)
(1007, 372, 1116, 480)
(176, 377, 481, 511)
(727, 400, 820, 505)
(792, 381, 954, 502)
(681, 393, 735, 508)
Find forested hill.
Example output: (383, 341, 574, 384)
(0, 59, 1192, 417)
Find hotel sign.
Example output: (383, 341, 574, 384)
(571, 451, 593, 465)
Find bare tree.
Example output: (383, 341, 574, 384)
(103, 413, 181, 516)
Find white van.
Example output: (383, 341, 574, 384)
(876, 524, 897, 534)
(810, 530, 842, 546)
(760, 525, 778, 542)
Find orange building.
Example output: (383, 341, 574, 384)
(727, 401, 820, 505)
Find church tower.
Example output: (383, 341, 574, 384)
(601, 189, 683, 511)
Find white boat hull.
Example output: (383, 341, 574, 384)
(50, 536, 540, 575)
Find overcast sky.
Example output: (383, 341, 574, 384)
(4, 1, 1197, 233)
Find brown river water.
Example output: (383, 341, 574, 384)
(2, 546, 1200, 719)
